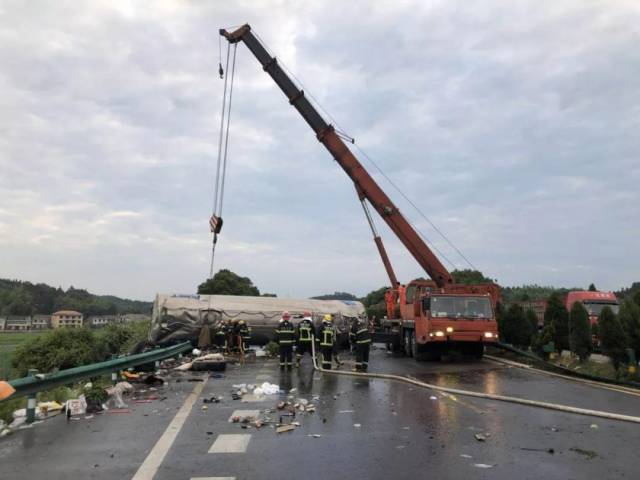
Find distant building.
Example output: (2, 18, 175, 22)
(118, 313, 150, 323)
(4, 316, 32, 331)
(511, 299, 548, 327)
(51, 310, 84, 329)
(88, 315, 117, 328)
(31, 314, 51, 330)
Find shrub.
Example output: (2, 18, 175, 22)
(569, 302, 592, 361)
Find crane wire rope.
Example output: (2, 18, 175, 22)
(253, 30, 476, 271)
(209, 42, 238, 280)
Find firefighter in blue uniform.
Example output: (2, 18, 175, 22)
(275, 311, 295, 370)
(295, 311, 314, 367)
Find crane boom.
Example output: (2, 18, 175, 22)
(220, 24, 454, 288)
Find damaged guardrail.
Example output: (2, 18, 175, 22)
(1, 341, 192, 423)
(492, 342, 640, 390)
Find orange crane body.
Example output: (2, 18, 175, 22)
(220, 24, 500, 359)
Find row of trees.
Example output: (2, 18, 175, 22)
(0, 279, 151, 316)
(498, 292, 640, 374)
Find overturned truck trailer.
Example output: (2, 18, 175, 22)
(149, 293, 366, 346)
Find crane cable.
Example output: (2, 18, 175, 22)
(209, 42, 238, 279)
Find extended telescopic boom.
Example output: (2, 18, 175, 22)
(220, 24, 453, 288)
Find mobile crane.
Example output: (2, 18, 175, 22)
(219, 24, 500, 359)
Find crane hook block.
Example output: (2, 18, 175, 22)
(218, 62, 224, 79)
(209, 215, 223, 234)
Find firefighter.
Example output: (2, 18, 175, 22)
(354, 317, 372, 372)
(295, 311, 314, 367)
(224, 319, 235, 353)
(317, 314, 336, 370)
(238, 320, 251, 353)
(275, 311, 295, 370)
(348, 317, 358, 353)
(214, 321, 227, 351)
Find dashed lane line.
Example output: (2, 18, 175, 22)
(191, 478, 236, 480)
(131, 376, 209, 480)
(208, 434, 252, 453)
(228, 410, 260, 422)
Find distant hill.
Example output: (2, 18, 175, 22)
(311, 291, 358, 301)
(0, 278, 152, 316)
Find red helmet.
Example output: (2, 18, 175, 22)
(303, 311, 312, 317)
(282, 311, 291, 320)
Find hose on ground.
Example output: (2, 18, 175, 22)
(309, 338, 640, 425)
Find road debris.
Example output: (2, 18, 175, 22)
(570, 447, 598, 459)
(472, 463, 495, 469)
(474, 433, 490, 442)
(277, 425, 296, 434)
(308, 434, 322, 438)
(521, 447, 555, 454)
(353, 423, 361, 428)
(460, 454, 473, 459)
(590, 424, 599, 430)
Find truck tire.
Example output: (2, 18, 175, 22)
(404, 330, 415, 358)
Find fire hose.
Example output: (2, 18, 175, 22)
(309, 337, 640, 425)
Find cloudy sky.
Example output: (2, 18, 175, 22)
(1, 1, 638, 301)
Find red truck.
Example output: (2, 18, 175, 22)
(565, 290, 619, 327)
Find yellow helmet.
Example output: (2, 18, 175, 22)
(323, 314, 333, 322)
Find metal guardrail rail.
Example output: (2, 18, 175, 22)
(3, 341, 192, 403)
(493, 341, 640, 390)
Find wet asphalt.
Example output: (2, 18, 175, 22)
(1, 347, 639, 480)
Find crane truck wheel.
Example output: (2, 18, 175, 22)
(404, 329, 415, 358)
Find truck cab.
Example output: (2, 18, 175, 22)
(565, 291, 619, 327)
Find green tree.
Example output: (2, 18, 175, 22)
(588, 283, 597, 292)
(197, 269, 260, 296)
(545, 292, 569, 353)
(618, 299, 640, 359)
(361, 286, 389, 307)
(501, 304, 531, 348)
(569, 302, 592, 361)
(598, 306, 628, 371)
(525, 309, 539, 345)
(451, 269, 494, 285)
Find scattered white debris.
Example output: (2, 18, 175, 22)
(339, 410, 354, 414)
(590, 424, 599, 430)
(353, 423, 361, 428)
(473, 463, 495, 469)
(308, 434, 322, 438)
(192, 348, 202, 356)
(460, 454, 473, 459)
(429, 396, 438, 400)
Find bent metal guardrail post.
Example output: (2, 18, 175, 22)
(3, 341, 192, 423)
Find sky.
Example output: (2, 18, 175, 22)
(0, 0, 639, 301)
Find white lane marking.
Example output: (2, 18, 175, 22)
(228, 410, 260, 422)
(208, 434, 251, 453)
(131, 377, 208, 480)
(191, 478, 236, 480)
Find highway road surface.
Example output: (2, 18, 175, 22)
(1, 347, 639, 479)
